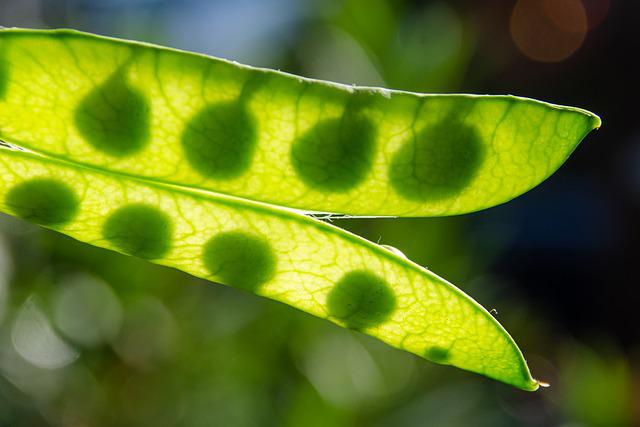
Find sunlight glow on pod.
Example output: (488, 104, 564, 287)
(380, 244, 408, 259)
(0, 28, 601, 391)
(0, 28, 600, 216)
(0, 147, 540, 390)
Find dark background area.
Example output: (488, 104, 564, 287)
(0, 1, 638, 426)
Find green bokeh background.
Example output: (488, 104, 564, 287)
(0, 1, 637, 426)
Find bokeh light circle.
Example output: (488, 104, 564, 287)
(511, 0, 588, 62)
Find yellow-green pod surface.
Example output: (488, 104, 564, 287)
(0, 148, 539, 391)
(0, 29, 599, 216)
(0, 28, 601, 391)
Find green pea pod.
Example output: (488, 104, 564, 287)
(0, 29, 599, 216)
(0, 28, 601, 391)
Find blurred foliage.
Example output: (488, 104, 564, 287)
(559, 344, 634, 427)
(0, 0, 638, 426)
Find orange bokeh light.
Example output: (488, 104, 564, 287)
(511, 0, 588, 63)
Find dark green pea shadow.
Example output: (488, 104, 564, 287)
(182, 101, 257, 179)
(203, 231, 276, 292)
(5, 178, 79, 226)
(389, 114, 485, 202)
(75, 67, 150, 157)
(291, 96, 376, 192)
(425, 346, 450, 365)
(102, 203, 172, 259)
(327, 270, 396, 330)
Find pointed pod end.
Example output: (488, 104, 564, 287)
(568, 105, 601, 132)
(566, 107, 601, 151)
(587, 111, 602, 131)
(522, 378, 550, 392)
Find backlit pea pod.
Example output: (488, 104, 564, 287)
(0, 28, 599, 216)
(0, 147, 539, 391)
(0, 27, 602, 390)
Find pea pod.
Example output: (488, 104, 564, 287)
(0, 29, 599, 216)
(0, 28, 601, 390)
